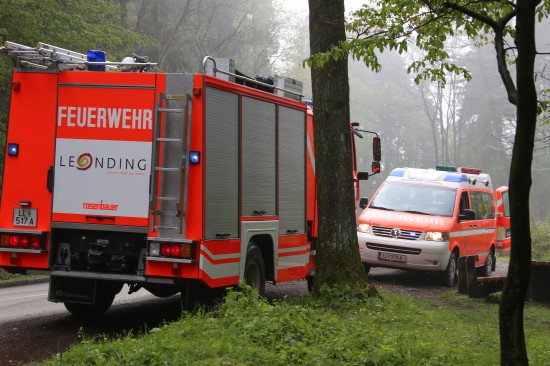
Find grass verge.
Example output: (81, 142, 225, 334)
(40, 286, 550, 366)
(0, 268, 46, 284)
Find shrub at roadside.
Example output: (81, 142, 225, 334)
(532, 216, 550, 261)
(40, 286, 550, 366)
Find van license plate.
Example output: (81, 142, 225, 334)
(378, 252, 406, 263)
(13, 208, 37, 227)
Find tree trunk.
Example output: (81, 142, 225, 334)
(499, 1, 537, 365)
(308, 0, 372, 293)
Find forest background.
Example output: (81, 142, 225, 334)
(1, 0, 549, 222)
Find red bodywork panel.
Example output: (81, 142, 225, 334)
(0, 72, 57, 269)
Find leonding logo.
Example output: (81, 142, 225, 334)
(58, 153, 148, 172)
(76, 153, 92, 170)
(390, 228, 401, 238)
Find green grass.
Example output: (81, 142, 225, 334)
(0, 268, 45, 283)
(40, 287, 550, 366)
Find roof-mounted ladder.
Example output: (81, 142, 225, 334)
(0, 41, 156, 71)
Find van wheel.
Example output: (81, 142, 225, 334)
(480, 249, 495, 278)
(362, 263, 371, 276)
(442, 252, 458, 287)
(243, 244, 265, 297)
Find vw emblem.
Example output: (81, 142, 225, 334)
(390, 228, 401, 238)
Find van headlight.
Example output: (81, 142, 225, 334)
(357, 223, 371, 233)
(425, 232, 450, 241)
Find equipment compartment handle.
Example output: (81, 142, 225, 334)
(47, 166, 54, 192)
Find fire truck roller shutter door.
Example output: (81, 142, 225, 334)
(205, 87, 239, 239)
(278, 107, 306, 234)
(242, 97, 276, 216)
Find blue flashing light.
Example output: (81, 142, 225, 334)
(389, 168, 406, 177)
(7, 143, 19, 157)
(444, 173, 468, 183)
(189, 151, 200, 164)
(87, 50, 106, 71)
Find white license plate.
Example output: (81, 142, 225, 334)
(378, 252, 406, 263)
(13, 208, 37, 227)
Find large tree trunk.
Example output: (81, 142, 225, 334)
(499, 1, 538, 364)
(308, 0, 371, 293)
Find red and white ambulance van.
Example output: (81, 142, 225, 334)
(357, 166, 510, 286)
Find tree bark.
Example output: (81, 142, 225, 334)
(308, 0, 372, 293)
(499, 1, 538, 365)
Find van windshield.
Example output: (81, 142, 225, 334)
(369, 182, 457, 217)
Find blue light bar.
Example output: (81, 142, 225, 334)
(189, 151, 200, 164)
(7, 143, 19, 157)
(389, 168, 405, 177)
(444, 173, 468, 183)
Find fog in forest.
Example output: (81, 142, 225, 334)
(0, 0, 549, 221)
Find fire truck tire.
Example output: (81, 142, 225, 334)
(480, 248, 495, 278)
(442, 252, 458, 287)
(362, 263, 371, 276)
(243, 244, 266, 297)
(64, 292, 116, 317)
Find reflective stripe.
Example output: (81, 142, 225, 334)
(278, 245, 310, 254)
(199, 255, 240, 279)
(449, 228, 495, 238)
(307, 134, 315, 175)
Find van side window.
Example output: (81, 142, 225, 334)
(502, 191, 510, 217)
(470, 191, 495, 220)
(459, 191, 470, 214)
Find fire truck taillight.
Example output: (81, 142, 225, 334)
(149, 242, 192, 259)
(1, 234, 42, 249)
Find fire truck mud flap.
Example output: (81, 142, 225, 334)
(48, 276, 122, 305)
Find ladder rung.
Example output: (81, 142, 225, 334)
(155, 167, 181, 172)
(153, 210, 180, 217)
(155, 196, 179, 201)
(158, 108, 183, 113)
(157, 138, 182, 142)
(154, 226, 179, 231)
(165, 95, 186, 100)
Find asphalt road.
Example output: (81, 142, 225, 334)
(0, 282, 185, 365)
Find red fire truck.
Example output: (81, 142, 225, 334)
(0, 42, 380, 315)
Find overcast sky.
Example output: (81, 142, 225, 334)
(279, 0, 365, 16)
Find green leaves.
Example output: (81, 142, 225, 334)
(320, 0, 548, 91)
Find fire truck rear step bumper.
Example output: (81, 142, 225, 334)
(51, 270, 146, 282)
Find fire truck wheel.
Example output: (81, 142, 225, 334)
(442, 252, 458, 287)
(480, 249, 495, 278)
(244, 244, 266, 297)
(64, 292, 116, 317)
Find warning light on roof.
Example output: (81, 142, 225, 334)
(459, 167, 482, 175)
(389, 168, 405, 177)
(189, 151, 200, 164)
(435, 165, 457, 172)
(7, 143, 19, 157)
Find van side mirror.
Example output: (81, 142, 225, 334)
(373, 136, 381, 162)
(359, 197, 369, 209)
(357, 172, 370, 181)
(459, 209, 475, 221)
